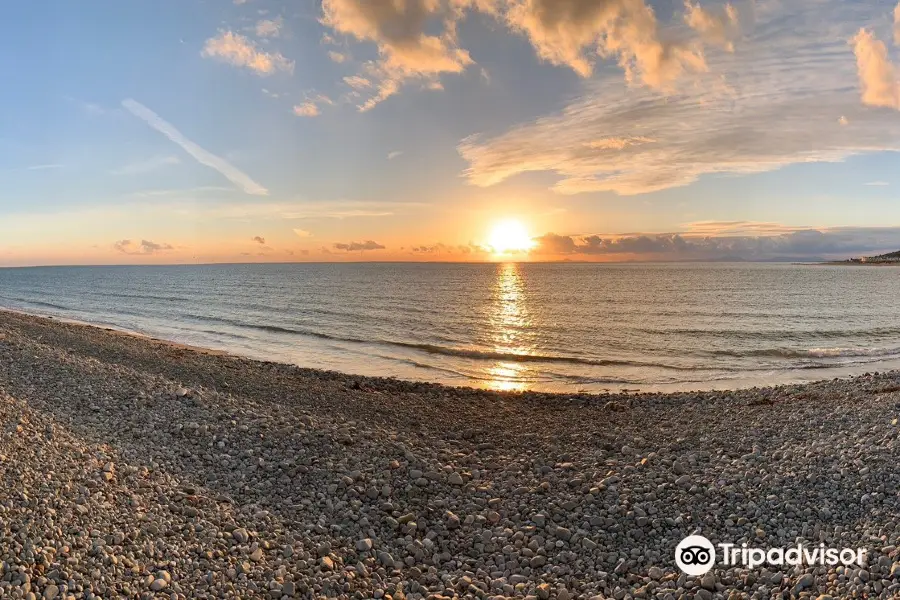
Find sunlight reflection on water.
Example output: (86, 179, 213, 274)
(486, 263, 532, 391)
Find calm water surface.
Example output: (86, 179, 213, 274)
(2, 262, 899, 393)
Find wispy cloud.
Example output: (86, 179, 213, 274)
(865, 181, 890, 186)
(179, 200, 423, 220)
(255, 17, 283, 38)
(387, 150, 403, 160)
(293, 229, 313, 237)
(113, 239, 174, 255)
(111, 155, 180, 176)
(682, 221, 811, 236)
(252, 236, 266, 244)
(684, 1, 740, 52)
(459, 2, 900, 195)
(27, 164, 64, 171)
(126, 186, 235, 198)
(334, 240, 386, 251)
(293, 102, 320, 117)
(328, 50, 348, 63)
(122, 99, 269, 196)
(201, 31, 293, 75)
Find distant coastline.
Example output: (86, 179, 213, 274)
(820, 249, 900, 266)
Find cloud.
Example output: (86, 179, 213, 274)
(252, 236, 266, 244)
(333, 240, 386, 251)
(293, 229, 313, 237)
(409, 242, 487, 256)
(852, 28, 900, 110)
(502, 0, 706, 87)
(293, 102, 320, 117)
(895, 1, 900, 46)
(329, 50, 348, 63)
(459, 2, 900, 195)
(531, 226, 900, 260)
(255, 17, 283, 37)
(684, 1, 739, 52)
(344, 75, 373, 89)
(865, 181, 890, 186)
(387, 150, 403, 160)
(26, 164, 64, 171)
(201, 31, 293, 75)
(321, 0, 475, 110)
(113, 239, 174, 255)
(110, 155, 180, 176)
(122, 99, 269, 196)
(839, 115, 849, 125)
(155, 200, 424, 220)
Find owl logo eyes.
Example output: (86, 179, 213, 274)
(679, 546, 713, 566)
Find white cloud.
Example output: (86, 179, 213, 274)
(852, 28, 900, 110)
(122, 99, 269, 196)
(111, 155, 180, 176)
(458, 1, 900, 195)
(293, 229, 313, 237)
(865, 181, 890, 186)
(293, 102, 320, 117)
(255, 17, 283, 37)
(387, 150, 403, 160)
(201, 31, 293, 75)
(26, 164, 64, 171)
(328, 50, 348, 63)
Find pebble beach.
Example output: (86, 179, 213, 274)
(1, 309, 899, 600)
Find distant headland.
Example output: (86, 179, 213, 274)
(826, 250, 900, 265)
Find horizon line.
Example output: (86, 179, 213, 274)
(0, 258, 830, 269)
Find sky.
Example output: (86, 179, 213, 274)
(2, 0, 900, 265)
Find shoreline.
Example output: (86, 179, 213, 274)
(2, 306, 893, 397)
(1, 309, 899, 598)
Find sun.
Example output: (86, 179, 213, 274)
(488, 219, 535, 254)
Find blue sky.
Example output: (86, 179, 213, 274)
(1, 0, 900, 265)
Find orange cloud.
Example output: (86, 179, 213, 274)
(202, 31, 293, 75)
(852, 28, 900, 110)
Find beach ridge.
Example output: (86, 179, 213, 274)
(0, 310, 899, 599)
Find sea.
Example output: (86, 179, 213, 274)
(2, 262, 900, 393)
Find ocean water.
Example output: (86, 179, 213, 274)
(2, 262, 900, 393)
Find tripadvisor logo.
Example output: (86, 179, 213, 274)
(674, 535, 867, 575)
(676, 535, 716, 576)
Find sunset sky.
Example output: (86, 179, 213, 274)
(3, 0, 900, 265)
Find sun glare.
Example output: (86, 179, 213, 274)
(488, 219, 535, 255)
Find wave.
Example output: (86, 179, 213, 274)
(711, 346, 900, 359)
(181, 312, 707, 371)
(639, 326, 900, 341)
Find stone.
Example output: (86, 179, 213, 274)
(357, 538, 374, 552)
(232, 528, 250, 544)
